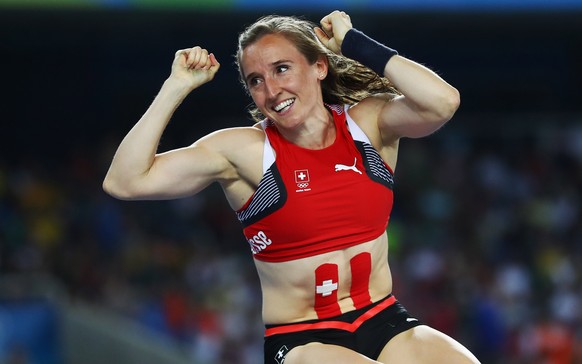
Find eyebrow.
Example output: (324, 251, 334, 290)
(245, 59, 293, 84)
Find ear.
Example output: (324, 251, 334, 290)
(315, 54, 329, 80)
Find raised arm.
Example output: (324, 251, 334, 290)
(102, 47, 229, 200)
(315, 10, 460, 142)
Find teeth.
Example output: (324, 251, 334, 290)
(274, 99, 294, 112)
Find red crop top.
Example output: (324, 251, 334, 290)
(236, 104, 394, 262)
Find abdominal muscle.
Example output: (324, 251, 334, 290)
(255, 234, 393, 325)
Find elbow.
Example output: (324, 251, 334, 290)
(102, 175, 135, 201)
(448, 86, 461, 115)
(439, 86, 461, 122)
(102, 177, 123, 200)
(416, 87, 460, 137)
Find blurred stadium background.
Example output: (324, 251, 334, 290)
(1, 1, 581, 363)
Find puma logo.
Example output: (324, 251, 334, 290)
(335, 158, 362, 174)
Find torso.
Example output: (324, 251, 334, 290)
(220, 102, 399, 325)
(256, 235, 393, 324)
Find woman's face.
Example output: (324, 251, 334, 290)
(240, 33, 327, 129)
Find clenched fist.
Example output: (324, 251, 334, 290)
(170, 46, 221, 90)
(314, 10, 353, 54)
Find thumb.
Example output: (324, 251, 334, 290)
(314, 27, 330, 44)
(209, 53, 220, 68)
(207, 53, 221, 77)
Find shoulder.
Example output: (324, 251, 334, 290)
(195, 124, 266, 193)
(195, 125, 265, 152)
(345, 95, 393, 148)
(190, 125, 265, 175)
(346, 96, 401, 169)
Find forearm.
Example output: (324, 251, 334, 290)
(383, 55, 460, 121)
(103, 78, 191, 197)
(342, 28, 459, 121)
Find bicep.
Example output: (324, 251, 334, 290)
(378, 95, 450, 140)
(127, 140, 234, 200)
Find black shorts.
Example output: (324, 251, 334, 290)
(264, 295, 423, 364)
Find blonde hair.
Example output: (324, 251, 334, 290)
(235, 15, 400, 122)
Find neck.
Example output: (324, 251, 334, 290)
(278, 106, 335, 150)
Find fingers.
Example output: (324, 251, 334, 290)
(320, 10, 351, 32)
(313, 27, 330, 44)
(319, 10, 353, 46)
(319, 13, 334, 38)
(187, 47, 209, 69)
(175, 46, 217, 70)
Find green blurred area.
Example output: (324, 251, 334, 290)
(0, 0, 233, 9)
(0, 0, 94, 8)
(134, 0, 233, 9)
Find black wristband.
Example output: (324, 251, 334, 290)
(341, 28, 398, 76)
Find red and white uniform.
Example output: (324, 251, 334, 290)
(236, 104, 394, 263)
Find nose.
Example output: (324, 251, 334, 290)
(264, 75, 280, 99)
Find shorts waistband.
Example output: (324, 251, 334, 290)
(265, 294, 396, 337)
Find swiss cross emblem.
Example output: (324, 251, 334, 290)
(275, 345, 289, 364)
(294, 169, 311, 192)
(294, 169, 310, 183)
(316, 279, 338, 296)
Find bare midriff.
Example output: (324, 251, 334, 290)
(255, 233, 393, 325)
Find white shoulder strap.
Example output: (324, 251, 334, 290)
(259, 119, 276, 173)
(344, 105, 371, 144)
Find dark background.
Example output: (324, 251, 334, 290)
(2, 9, 581, 156)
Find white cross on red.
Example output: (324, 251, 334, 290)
(316, 279, 338, 297)
(294, 170, 310, 184)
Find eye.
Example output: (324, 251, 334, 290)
(248, 77, 263, 87)
(276, 65, 289, 73)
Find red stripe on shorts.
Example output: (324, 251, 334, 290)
(265, 295, 397, 337)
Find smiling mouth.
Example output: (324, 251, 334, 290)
(273, 98, 295, 113)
